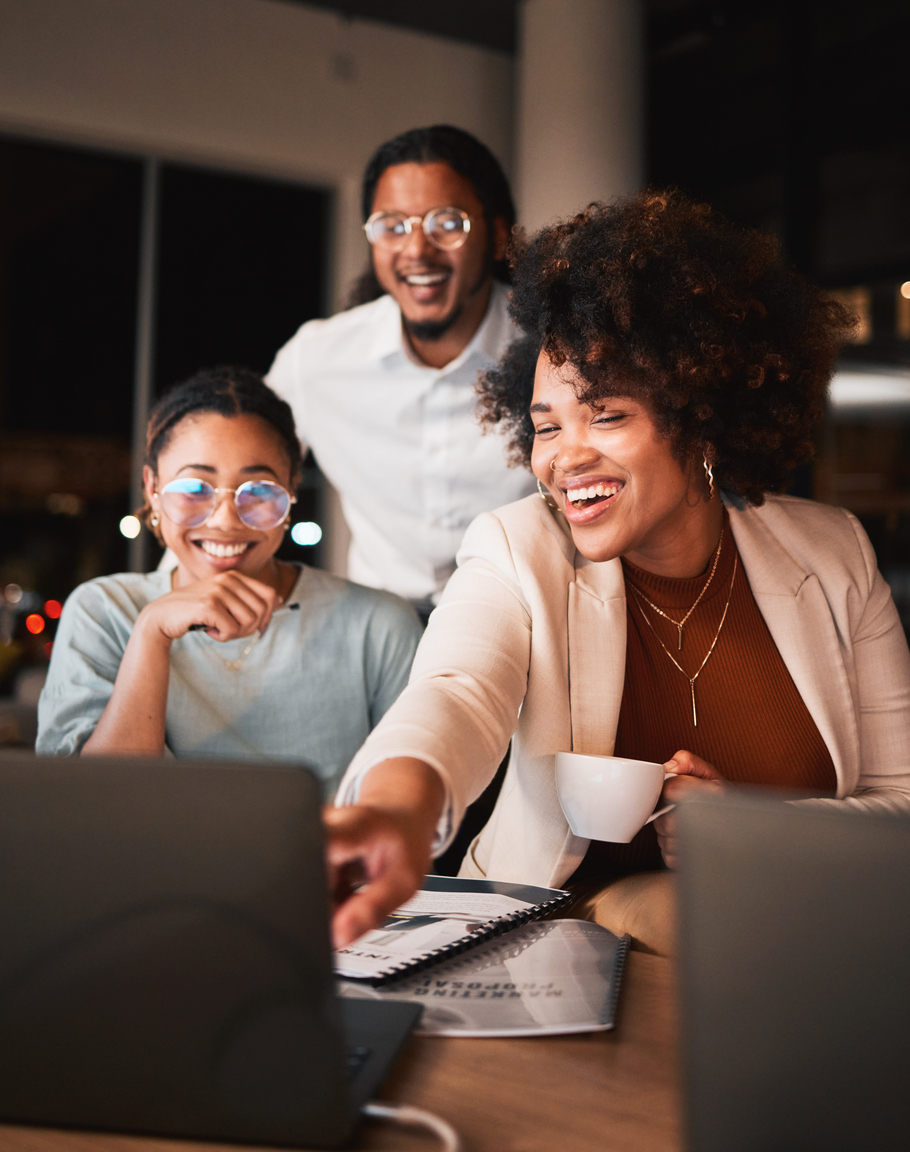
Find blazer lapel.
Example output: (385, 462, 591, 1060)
(567, 555, 627, 755)
(729, 505, 861, 796)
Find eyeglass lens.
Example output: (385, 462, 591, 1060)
(160, 479, 291, 530)
(368, 207, 469, 251)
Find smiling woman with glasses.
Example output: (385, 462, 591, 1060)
(36, 366, 422, 792)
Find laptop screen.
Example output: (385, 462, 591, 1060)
(678, 791, 910, 1152)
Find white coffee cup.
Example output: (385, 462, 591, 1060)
(555, 752, 676, 843)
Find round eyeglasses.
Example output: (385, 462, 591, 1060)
(156, 478, 295, 531)
(363, 206, 472, 252)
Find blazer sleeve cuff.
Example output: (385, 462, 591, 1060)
(334, 752, 458, 856)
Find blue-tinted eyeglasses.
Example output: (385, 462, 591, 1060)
(157, 478, 295, 530)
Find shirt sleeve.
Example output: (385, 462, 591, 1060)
(362, 593, 423, 727)
(265, 323, 311, 453)
(36, 582, 134, 756)
(335, 511, 532, 853)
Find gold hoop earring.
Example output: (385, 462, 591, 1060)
(703, 455, 717, 501)
(537, 477, 559, 510)
(550, 459, 558, 473)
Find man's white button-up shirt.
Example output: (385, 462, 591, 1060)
(266, 282, 535, 603)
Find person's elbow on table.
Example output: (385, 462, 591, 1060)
(325, 757, 447, 948)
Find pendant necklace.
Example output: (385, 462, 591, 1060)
(625, 525, 725, 651)
(627, 554, 737, 727)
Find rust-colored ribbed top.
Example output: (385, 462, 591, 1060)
(571, 514, 837, 882)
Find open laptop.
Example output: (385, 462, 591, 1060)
(0, 752, 420, 1148)
(677, 791, 910, 1152)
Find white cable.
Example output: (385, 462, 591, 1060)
(362, 1100, 462, 1152)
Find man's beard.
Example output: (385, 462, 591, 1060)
(404, 304, 464, 343)
(398, 237, 495, 344)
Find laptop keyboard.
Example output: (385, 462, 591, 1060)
(346, 1045, 372, 1080)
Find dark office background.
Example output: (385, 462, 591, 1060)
(1, 0, 909, 695)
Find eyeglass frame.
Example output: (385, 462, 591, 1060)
(363, 206, 472, 251)
(153, 478, 297, 530)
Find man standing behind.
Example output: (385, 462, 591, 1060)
(266, 125, 534, 620)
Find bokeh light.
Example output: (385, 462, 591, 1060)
(901, 281, 910, 301)
(4, 583, 23, 605)
(119, 515, 141, 539)
(290, 521, 323, 546)
(26, 614, 45, 635)
(45, 599, 63, 619)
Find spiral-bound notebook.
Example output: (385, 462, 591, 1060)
(339, 920, 630, 1037)
(335, 875, 571, 985)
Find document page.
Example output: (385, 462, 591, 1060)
(334, 876, 566, 981)
(338, 920, 628, 1036)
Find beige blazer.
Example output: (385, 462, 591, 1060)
(339, 494, 910, 888)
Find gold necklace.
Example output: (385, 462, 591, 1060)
(627, 554, 737, 727)
(186, 561, 297, 671)
(223, 632, 261, 671)
(624, 526, 725, 651)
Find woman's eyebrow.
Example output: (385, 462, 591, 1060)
(241, 464, 280, 478)
(529, 402, 551, 413)
(173, 463, 280, 478)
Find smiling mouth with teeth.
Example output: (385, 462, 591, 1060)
(566, 483, 621, 509)
(195, 540, 253, 559)
(400, 271, 451, 287)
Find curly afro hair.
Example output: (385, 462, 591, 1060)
(479, 190, 854, 505)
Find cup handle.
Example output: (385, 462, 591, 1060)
(644, 771, 677, 824)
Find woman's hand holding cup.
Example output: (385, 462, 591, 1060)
(654, 749, 725, 869)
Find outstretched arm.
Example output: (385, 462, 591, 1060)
(326, 757, 445, 948)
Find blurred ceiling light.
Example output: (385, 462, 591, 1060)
(899, 284, 910, 341)
(4, 584, 23, 605)
(291, 521, 323, 547)
(119, 515, 141, 539)
(829, 364, 910, 417)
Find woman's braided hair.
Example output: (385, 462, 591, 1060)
(138, 365, 302, 538)
(479, 190, 855, 504)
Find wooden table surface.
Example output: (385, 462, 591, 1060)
(0, 953, 680, 1152)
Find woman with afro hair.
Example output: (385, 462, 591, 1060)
(326, 191, 910, 956)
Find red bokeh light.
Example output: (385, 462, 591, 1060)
(44, 641, 54, 659)
(45, 599, 63, 619)
(26, 614, 45, 635)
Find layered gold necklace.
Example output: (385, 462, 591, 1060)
(625, 531, 736, 728)
(627, 526, 725, 651)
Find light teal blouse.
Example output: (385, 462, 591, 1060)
(37, 565, 422, 797)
